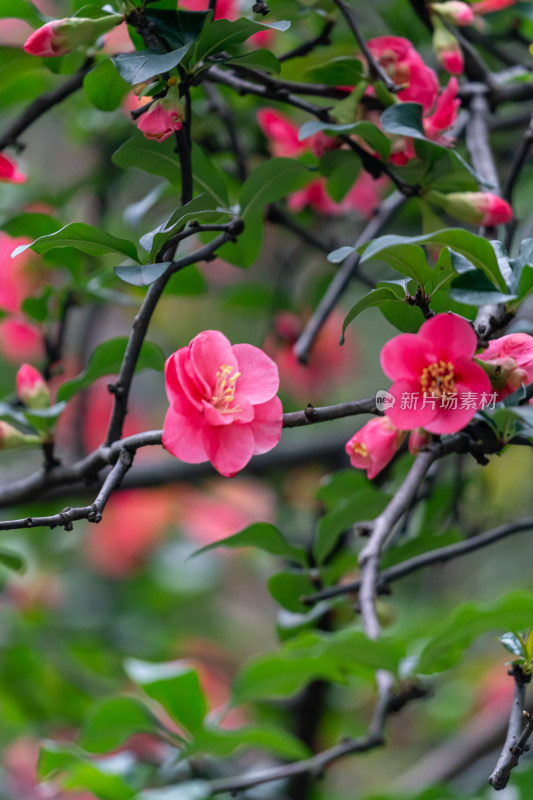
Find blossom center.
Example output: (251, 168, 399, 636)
(211, 364, 241, 413)
(351, 442, 369, 458)
(420, 360, 456, 399)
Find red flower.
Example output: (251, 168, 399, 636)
(163, 330, 283, 477)
(477, 333, 533, 399)
(137, 92, 184, 142)
(257, 109, 307, 158)
(367, 36, 440, 113)
(346, 417, 404, 479)
(380, 313, 492, 434)
(0, 154, 26, 184)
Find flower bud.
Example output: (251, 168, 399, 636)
(0, 154, 26, 185)
(430, 1, 474, 25)
(408, 428, 432, 455)
(473, 0, 516, 14)
(345, 417, 404, 479)
(432, 18, 464, 74)
(0, 421, 40, 451)
(425, 190, 513, 226)
(16, 364, 50, 410)
(136, 89, 184, 143)
(24, 15, 122, 58)
(476, 333, 533, 399)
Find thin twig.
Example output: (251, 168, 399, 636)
(490, 665, 532, 790)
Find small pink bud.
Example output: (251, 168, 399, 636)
(408, 429, 432, 455)
(431, 1, 474, 25)
(0, 154, 26, 185)
(477, 333, 533, 399)
(137, 90, 184, 142)
(16, 364, 50, 410)
(473, 0, 516, 13)
(345, 417, 404, 479)
(24, 15, 122, 58)
(433, 18, 464, 74)
(425, 190, 513, 226)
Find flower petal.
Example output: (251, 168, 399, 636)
(380, 334, 430, 381)
(190, 330, 238, 393)
(419, 313, 477, 360)
(162, 405, 208, 464)
(250, 395, 283, 455)
(202, 423, 256, 478)
(384, 379, 438, 430)
(232, 342, 280, 405)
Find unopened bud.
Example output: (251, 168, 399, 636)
(430, 1, 474, 25)
(137, 88, 184, 143)
(425, 190, 513, 226)
(408, 429, 432, 455)
(432, 18, 464, 74)
(16, 364, 50, 410)
(0, 421, 40, 451)
(24, 15, 123, 58)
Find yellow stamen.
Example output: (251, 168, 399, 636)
(211, 364, 241, 414)
(352, 442, 369, 458)
(420, 360, 456, 399)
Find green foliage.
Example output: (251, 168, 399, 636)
(13, 223, 140, 263)
(192, 522, 307, 565)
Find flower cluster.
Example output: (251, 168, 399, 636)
(163, 330, 283, 477)
(347, 314, 533, 480)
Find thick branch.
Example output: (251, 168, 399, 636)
(490, 665, 532, 790)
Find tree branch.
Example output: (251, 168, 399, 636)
(490, 665, 532, 790)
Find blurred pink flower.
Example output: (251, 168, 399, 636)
(380, 313, 492, 434)
(180, 0, 272, 45)
(473, 0, 516, 13)
(367, 36, 439, 113)
(0, 153, 26, 184)
(0, 317, 44, 364)
(264, 310, 359, 402)
(137, 92, 183, 142)
(163, 330, 283, 477)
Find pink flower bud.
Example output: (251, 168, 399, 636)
(425, 190, 513, 226)
(16, 364, 50, 410)
(137, 90, 184, 143)
(0, 421, 39, 450)
(473, 0, 516, 14)
(431, 1, 474, 25)
(345, 417, 404, 479)
(477, 333, 533, 399)
(0, 154, 26, 184)
(433, 19, 464, 74)
(408, 428, 432, 455)
(24, 15, 122, 58)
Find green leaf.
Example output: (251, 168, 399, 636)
(364, 243, 433, 284)
(500, 632, 527, 659)
(317, 629, 405, 674)
(192, 145, 229, 208)
(299, 120, 390, 161)
(314, 487, 390, 564)
(112, 44, 191, 84)
(450, 270, 517, 306)
(360, 229, 509, 292)
(22, 288, 53, 322)
(38, 743, 81, 781)
(124, 659, 207, 733)
(268, 571, 316, 613)
(305, 57, 364, 85)
(239, 157, 309, 219)
(80, 697, 162, 753)
(2, 212, 60, 240)
(112, 134, 181, 184)
(191, 18, 290, 63)
(233, 653, 345, 702)
(84, 58, 129, 111)
(417, 591, 533, 674)
(56, 337, 165, 403)
(23, 401, 66, 434)
(144, 8, 208, 51)
(342, 284, 406, 340)
(224, 49, 280, 74)
(12, 223, 139, 263)
(0, 0, 43, 25)
(381, 102, 425, 139)
(0, 549, 25, 573)
(191, 522, 307, 565)
(114, 263, 171, 287)
(328, 246, 355, 263)
(190, 725, 310, 760)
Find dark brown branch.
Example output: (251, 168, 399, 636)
(490, 665, 532, 790)
(331, 0, 398, 93)
(0, 59, 94, 151)
(282, 396, 380, 427)
(303, 517, 533, 604)
(294, 191, 406, 364)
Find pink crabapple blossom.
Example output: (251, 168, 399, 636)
(426, 190, 513, 225)
(380, 313, 492, 434)
(0, 154, 26, 184)
(137, 91, 184, 142)
(476, 333, 533, 399)
(345, 417, 405, 479)
(163, 330, 283, 478)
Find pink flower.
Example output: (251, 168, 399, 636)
(86, 489, 175, 577)
(367, 36, 440, 113)
(473, 0, 516, 13)
(477, 333, 533, 399)
(257, 109, 307, 158)
(16, 364, 49, 409)
(163, 330, 283, 477)
(137, 91, 184, 142)
(346, 417, 404, 479)
(264, 310, 359, 402)
(423, 77, 460, 142)
(24, 15, 121, 57)
(380, 313, 492, 434)
(0, 318, 44, 364)
(430, 1, 474, 25)
(0, 154, 26, 184)
(433, 20, 464, 74)
(287, 174, 388, 218)
(426, 190, 513, 225)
